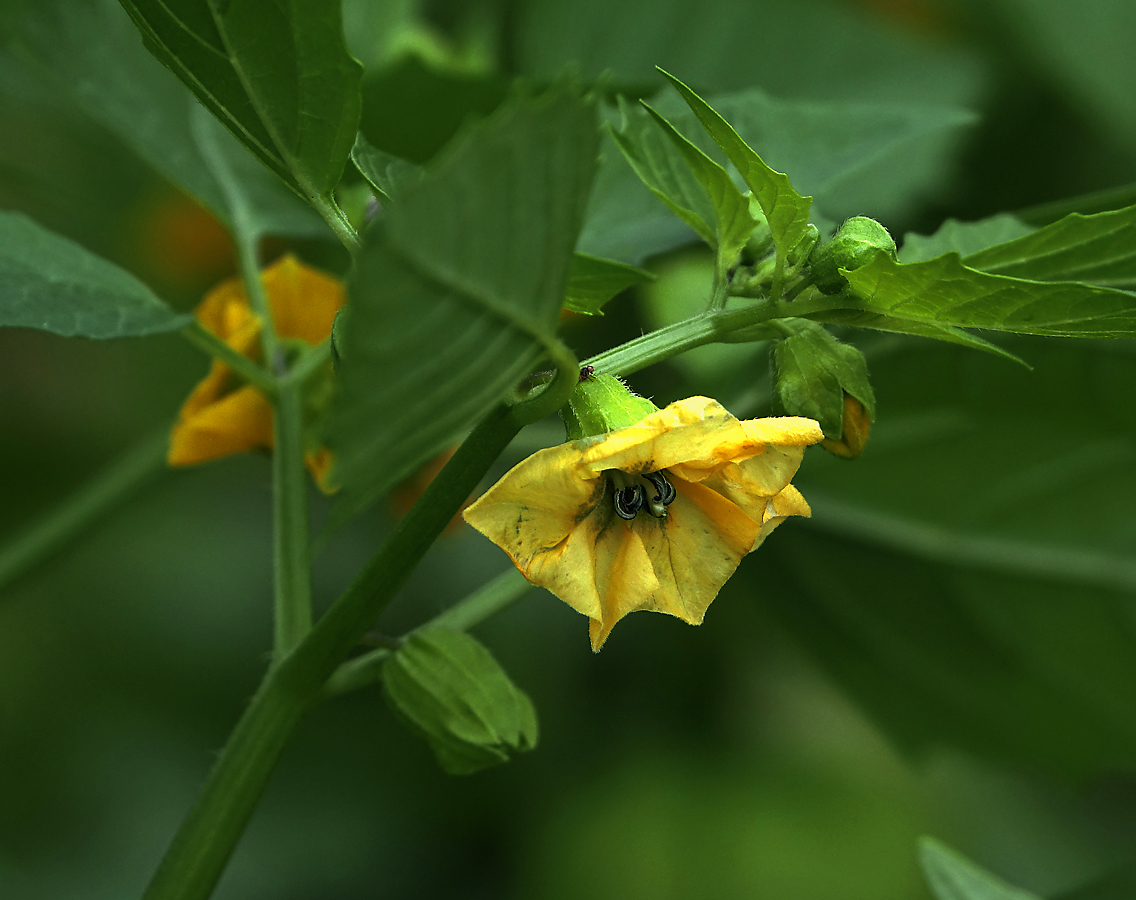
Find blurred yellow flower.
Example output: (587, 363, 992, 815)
(168, 254, 344, 487)
(463, 397, 823, 650)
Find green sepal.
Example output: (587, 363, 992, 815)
(809, 216, 897, 294)
(562, 373, 658, 441)
(382, 629, 538, 776)
(771, 321, 875, 440)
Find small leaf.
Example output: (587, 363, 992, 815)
(657, 69, 814, 267)
(325, 87, 598, 525)
(840, 252, 1136, 338)
(964, 205, 1136, 289)
(900, 214, 1035, 263)
(382, 629, 538, 775)
(639, 101, 758, 275)
(117, 0, 363, 205)
(350, 132, 423, 202)
(563, 252, 654, 316)
(0, 211, 189, 338)
(919, 837, 1043, 900)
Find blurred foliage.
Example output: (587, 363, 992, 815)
(2, 0, 1136, 898)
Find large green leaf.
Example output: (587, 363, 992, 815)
(116, 0, 362, 207)
(658, 70, 813, 266)
(0, 211, 189, 337)
(563, 253, 653, 316)
(963, 206, 1136, 289)
(901, 214, 1035, 264)
(836, 252, 1136, 338)
(17, 0, 328, 240)
(756, 336, 1136, 775)
(326, 88, 599, 523)
(919, 838, 1043, 900)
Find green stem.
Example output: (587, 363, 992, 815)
(233, 232, 283, 376)
(309, 193, 363, 255)
(322, 568, 534, 698)
(271, 380, 312, 658)
(142, 347, 579, 900)
(180, 322, 277, 396)
(0, 429, 170, 595)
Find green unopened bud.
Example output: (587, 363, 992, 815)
(820, 393, 871, 459)
(787, 223, 821, 267)
(561, 371, 658, 441)
(739, 194, 773, 264)
(771, 321, 875, 455)
(383, 629, 538, 775)
(809, 216, 897, 294)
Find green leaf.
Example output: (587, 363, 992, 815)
(963, 206, 1136, 289)
(919, 838, 1043, 900)
(382, 628, 538, 775)
(657, 70, 814, 267)
(838, 252, 1136, 338)
(18, 0, 328, 240)
(349, 132, 423, 202)
(563, 252, 654, 316)
(325, 87, 598, 524)
(771, 322, 874, 439)
(639, 101, 759, 277)
(900, 214, 1035, 264)
(117, 0, 363, 206)
(609, 97, 720, 250)
(0, 211, 189, 337)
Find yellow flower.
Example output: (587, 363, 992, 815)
(463, 397, 823, 650)
(168, 254, 344, 487)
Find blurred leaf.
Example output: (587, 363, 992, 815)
(16, 0, 328, 240)
(1054, 861, 1136, 900)
(350, 133, 422, 202)
(563, 253, 653, 316)
(964, 206, 1136, 289)
(838, 252, 1136, 338)
(0, 211, 189, 337)
(901, 215, 1035, 264)
(382, 628, 538, 775)
(325, 87, 598, 524)
(516, 0, 985, 107)
(117, 0, 362, 205)
(919, 837, 1043, 900)
(658, 70, 813, 267)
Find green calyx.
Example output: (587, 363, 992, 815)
(809, 216, 897, 294)
(561, 372, 659, 441)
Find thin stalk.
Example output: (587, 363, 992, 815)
(321, 567, 534, 698)
(141, 351, 579, 900)
(271, 380, 312, 657)
(309, 193, 363, 255)
(0, 429, 170, 595)
(180, 322, 277, 396)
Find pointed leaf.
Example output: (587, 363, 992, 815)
(563, 253, 654, 316)
(350, 133, 423, 202)
(640, 101, 758, 273)
(919, 838, 1043, 900)
(658, 69, 813, 264)
(840, 252, 1136, 338)
(0, 211, 189, 338)
(326, 88, 598, 524)
(117, 0, 363, 205)
(964, 206, 1136, 289)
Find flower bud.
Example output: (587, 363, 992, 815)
(820, 392, 871, 459)
(382, 629, 538, 775)
(771, 321, 875, 458)
(786, 223, 821, 267)
(809, 216, 897, 294)
(561, 371, 658, 441)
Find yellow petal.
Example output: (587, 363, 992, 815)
(168, 384, 274, 465)
(260, 254, 345, 345)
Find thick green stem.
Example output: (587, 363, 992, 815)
(0, 429, 170, 595)
(142, 347, 578, 900)
(271, 379, 312, 657)
(309, 193, 363, 255)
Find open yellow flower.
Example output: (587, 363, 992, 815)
(463, 396, 823, 650)
(168, 254, 344, 486)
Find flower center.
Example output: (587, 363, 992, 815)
(609, 470, 677, 520)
